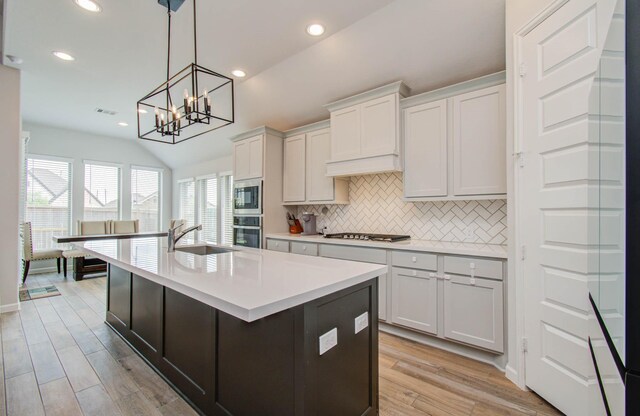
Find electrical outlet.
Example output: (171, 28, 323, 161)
(319, 328, 338, 355)
(464, 226, 475, 240)
(355, 312, 369, 334)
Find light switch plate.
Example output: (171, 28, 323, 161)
(355, 312, 369, 334)
(319, 328, 338, 355)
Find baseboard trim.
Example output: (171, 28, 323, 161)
(379, 322, 507, 372)
(505, 364, 527, 391)
(29, 266, 58, 275)
(0, 303, 21, 313)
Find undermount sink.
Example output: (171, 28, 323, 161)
(174, 245, 236, 255)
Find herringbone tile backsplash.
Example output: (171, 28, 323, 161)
(296, 172, 507, 245)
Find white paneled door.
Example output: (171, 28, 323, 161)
(518, 0, 617, 415)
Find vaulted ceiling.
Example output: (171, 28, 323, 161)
(4, 0, 505, 168)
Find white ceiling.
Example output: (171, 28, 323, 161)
(5, 0, 506, 169)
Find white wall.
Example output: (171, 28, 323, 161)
(504, 0, 556, 388)
(23, 122, 173, 271)
(171, 155, 232, 218)
(0, 64, 21, 311)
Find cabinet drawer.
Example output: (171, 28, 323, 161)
(444, 256, 503, 280)
(392, 251, 437, 271)
(443, 275, 503, 352)
(290, 242, 318, 256)
(266, 239, 290, 253)
(319, 244, 387, 264)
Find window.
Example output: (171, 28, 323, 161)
(177, 179, 196, 228)
(131, 167, 161, 232)
(198, 176, 218, 243)
(221, 175, 234, 244)
(84, 163, 121, 221)
(25, 157, 72, 250)
(178, 174, 233, 243)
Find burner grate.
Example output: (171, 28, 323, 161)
(323, 233, 411, 243)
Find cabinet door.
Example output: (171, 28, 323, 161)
(361, 93, 398, 156)
(248, 135, 264, 179)
(403, 99, 448, 197)
(283, 134, 306, 202)
(452, 84, 506, 196)
(443, 275, 503, 352)
(306, 128, 335, 201)
(107, 264, 131, 332)
(233, 140, 251, 180)
(391, 267, 438, 334)
(379, 273, 388, 321)
(330, 105, 361, 160)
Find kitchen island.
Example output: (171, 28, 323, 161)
(75, 237, 387, 416)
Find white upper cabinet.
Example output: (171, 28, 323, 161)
(233, 134, 264, 181)
(330, 106, 361, 161)
(453, 84, 506, 196)
(306, 128, 337, 202)
(325, 81, 409, 177)
(360, 94, 399, 156)
(401, 72, 506, 201)
(283, 134, 306, 202)
(282, 122, 349, 205)
(403, 99, 448, 198)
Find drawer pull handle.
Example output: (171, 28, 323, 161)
(429, 272, 436, 279)
(412, 270, 417, 277)
(303, 246, 307, 250)
(470, 277, 476, 286)
(275, 242, 279, 247)
(444, 274, 450, 281)
(412, 256, 417, 263)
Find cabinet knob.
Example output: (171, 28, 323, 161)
(303, 246, 307, 251)
(275, 242, 279, 247)
(411, 256, 417, 263)
(429, 272, 436, 278)
(470, 277, 476, 286)
(412, 270, 417, 277)
(444, 274, 451, 280)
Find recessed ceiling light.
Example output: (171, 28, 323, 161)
(118, 122, 129, 127)
(137, 108, 148, 114)
(306, 23, 325, 36)
(52, 51, 75, 61)
(74, 0, 102, 12)
(231, 69, 246, 78)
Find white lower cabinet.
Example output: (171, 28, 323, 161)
(265, 238, 506, 353)
(391, 267, 438, 334)
(443, 275, 504, 353)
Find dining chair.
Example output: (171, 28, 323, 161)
(110, 219, 139, 234)
(62, 220, 110, 277)
(21, 222, 63, 284)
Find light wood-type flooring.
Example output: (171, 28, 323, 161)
(0, 272, 561, 416)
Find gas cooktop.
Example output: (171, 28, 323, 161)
(323, 233, 411, 242)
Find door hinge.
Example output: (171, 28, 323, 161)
(519, 62, 527, 78)
(522, 338, 528, 353)
(521, 245, 526, 261)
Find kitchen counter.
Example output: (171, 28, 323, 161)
(265, 233, 508, 259)
(77, 237, 383, 415)
(75, 237, 387, 322)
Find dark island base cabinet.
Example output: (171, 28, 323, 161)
(105, 264, 379, 416)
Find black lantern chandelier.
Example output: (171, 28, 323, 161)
(137, 0, 235, 144)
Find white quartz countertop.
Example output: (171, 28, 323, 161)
(74, 238, 387, 322)
(265, 233, 508, 259)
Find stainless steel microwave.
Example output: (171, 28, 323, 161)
(233, 179, 262, 215)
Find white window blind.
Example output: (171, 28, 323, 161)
(131, 168, 161, 232)
(25, 158, 72, 250)
(221, 175, 234, 244)
(198, 176, 218, 243)
(178, 180, 196, 227)
(84, 163, 121, 221)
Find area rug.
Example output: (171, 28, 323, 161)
(19, 285, 61, 301)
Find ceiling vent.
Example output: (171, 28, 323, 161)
(95, 108, 117, 116)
